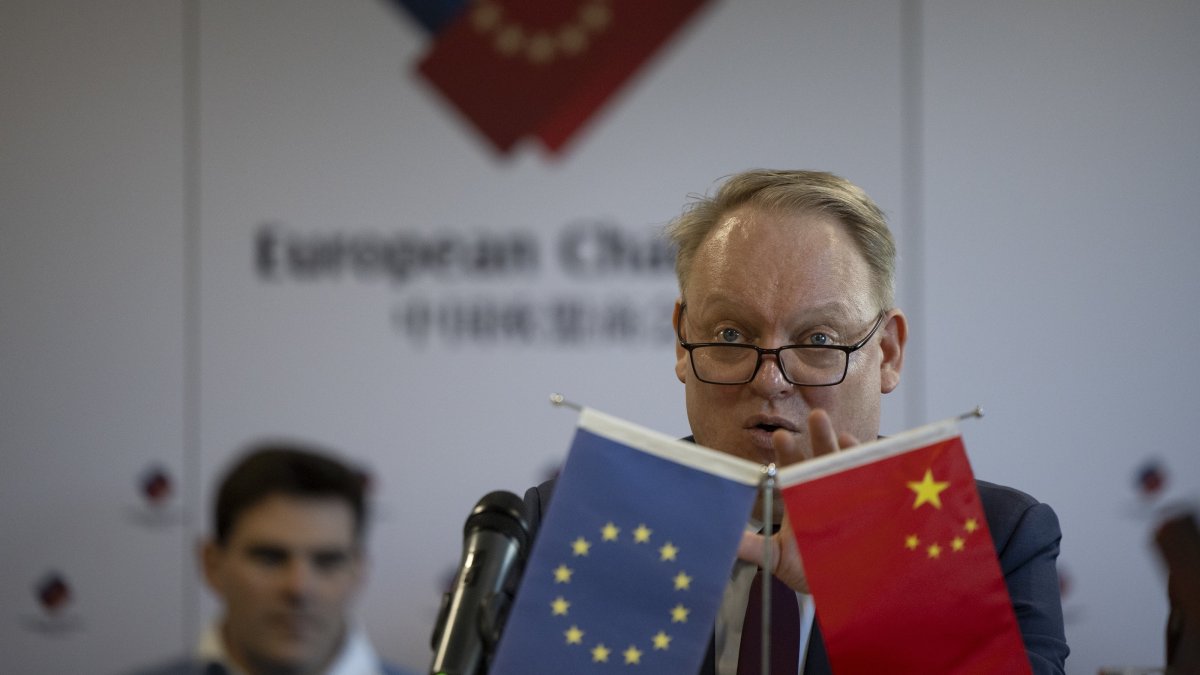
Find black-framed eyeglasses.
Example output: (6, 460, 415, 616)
(676, 305, 887, 386)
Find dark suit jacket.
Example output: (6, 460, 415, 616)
(523, 477, 1068, 674)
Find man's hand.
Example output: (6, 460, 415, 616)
(736, 409, 861, 593)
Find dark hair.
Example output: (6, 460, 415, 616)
(213, 444, 367, 545)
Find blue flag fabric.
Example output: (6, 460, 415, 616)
(489, 408, 760, 674)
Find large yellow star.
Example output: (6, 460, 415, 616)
(659, 542, 678, 561)
(623, 645, 643, 664)
(907, 469, 950, 509)
(601, 522, 619, 541)
(551, 596, 570, 616)
(553, 564, 573, 583)
(565, 626, 584, 644)
(670, 603, 689, 623)
(633, 524, 652, 543)
(571, 536, 592, 556)
(591, 644, 611, 663)
(652, 631, 672, 650)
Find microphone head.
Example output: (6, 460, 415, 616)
(464, 490, 531, 553)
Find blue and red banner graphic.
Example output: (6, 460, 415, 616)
(394, 0, 712, 155)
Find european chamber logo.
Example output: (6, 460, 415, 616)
(126, 463, 183, 527)
(393, 0, 714, 155)
(22, 571, 83, 634)
(253, 219, 679, 347)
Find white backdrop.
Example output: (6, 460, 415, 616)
(2, 1, 1198, 674)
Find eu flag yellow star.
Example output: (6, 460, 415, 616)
(673, 571, 692, 590)
(591, 644, 611, 663)
(553, 564, 573, 583)
(659, 542, 678, 561)
(571, 536, 592, 556)
(551, 596, 570, 616)
(623, 645, 643, 664)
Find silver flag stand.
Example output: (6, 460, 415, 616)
(760, 462, 777, 675)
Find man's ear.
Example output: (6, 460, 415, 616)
(879, 310, 907, 394)
(200, 538, 225, 596)
(672, 299, 688, 384)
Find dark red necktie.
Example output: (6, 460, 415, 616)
(737, 569, 801, 675)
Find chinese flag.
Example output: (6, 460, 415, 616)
(778, 420, 1032, 674)
(417, 0, 710, 154)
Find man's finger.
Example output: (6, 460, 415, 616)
(808, 409, 840, 458)
(737, 530, 777, 568)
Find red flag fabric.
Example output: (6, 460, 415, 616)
(778, 420, 1032, 674)
(417, 0, 710, 154)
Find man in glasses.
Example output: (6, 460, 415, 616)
(523, 169, 1067, 674)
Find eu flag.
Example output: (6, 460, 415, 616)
(489, 408, 759, 674)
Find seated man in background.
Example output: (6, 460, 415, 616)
(127, 444, 406, 675)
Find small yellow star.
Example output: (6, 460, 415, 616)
(964, 518, 979, 533)
(591, 644, 611, 663)
(927, 543, 942, 559)
(908, 469, 951, 510)
(553, 564, 573, 583)
(674, 571, 692, 590)
(565, 625, 584, 644)
(572, 537, 592, 556)
(659, 542, 678, 561)
(633, 524, 652, 543)
(601, 522, 619, 541)
(652, 631, 672, 650)
(670, 603, 689, 623)
(951, 537, 965, 551)
(623, 645, 642, 664)
(904, 534, 919, 550)
(551, 596, 570, 616)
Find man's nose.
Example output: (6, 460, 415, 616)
(749, 350, 791, 396)
(281, 559, 317, 596)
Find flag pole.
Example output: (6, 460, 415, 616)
(549, 392, 583, 412)
(958, 405, 984, 421)
(761, 462, 777, 675)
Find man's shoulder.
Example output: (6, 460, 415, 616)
(975, 478, 1061, 554)
(976, 478, 1041, 515)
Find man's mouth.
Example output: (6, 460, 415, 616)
(748, 416, 798, 434)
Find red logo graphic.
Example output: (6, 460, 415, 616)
(36, 572, 72, 614)
(1135, 459, 1167, 499)
(413, 0, 713, 155)
(139, 464, 174, 506)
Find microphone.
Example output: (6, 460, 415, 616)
(430, 490, 531, 675)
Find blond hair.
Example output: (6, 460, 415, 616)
(665, 169, 896, 309)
